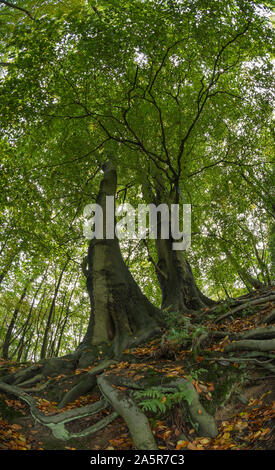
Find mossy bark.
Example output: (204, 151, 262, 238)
(79, 162, 163, 357)
(155, 238, 214, 313)
(141, 181, 214, 314)
(97, 373, 158, 450)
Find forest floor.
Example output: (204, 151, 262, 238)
(0, 287, 274, 451)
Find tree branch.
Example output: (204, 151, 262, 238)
(0, 0, 35, 20)
(176, 21, 251, 173)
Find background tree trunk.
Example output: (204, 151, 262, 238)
(17, 269, 47, 361)
(218, 239, 264, 290)
(40, 261, 69, 359)
(2, 283, 29, 359)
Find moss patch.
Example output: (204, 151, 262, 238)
(0, 395, 25, 421)
(198, 361, 246, 415)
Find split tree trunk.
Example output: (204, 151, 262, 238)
(155, 238, 215, 313)
(142, 182, 214, 314)
(79, 162, 162, 359)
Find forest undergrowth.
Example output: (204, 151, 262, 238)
(0, 286, 274, 451)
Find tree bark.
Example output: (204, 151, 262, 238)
(17, 269, 47, 361)
(79, 162, 162, 359)
(155, 238, 215, 313)
(224, 338, 275, 353)
(40, 260, 69, 359)
(2, 283, 29, 359)
(142, 183, 214, 314)
(97, 373, 158, 449)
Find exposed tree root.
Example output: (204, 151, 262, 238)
(235, 326, 275, 341)
(21, 377, 55, 393)
(215, 295, 275, 323)
(0, 379, 118, 440)
(224, 338, 275, 353)
(16, 373, 44, 388)
(97, 373, 158, 450)
(1, 330, 164, 414)
(1, 287, 272, 449)
(1, 355, 78, 386)
(191, 325, 275, 352)
(170, 378, 218, 438)
(236, 292, 275, 304)
(259, 362, 275, 374)
(58, 359, 117, 409)
(0, 365, 218, 449)
(97, 372, 218, 448)
(264, 309, 275, 325)
(197, 289, 275, 322)
(3, 364, 42, 385)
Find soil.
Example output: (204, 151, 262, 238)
(0, 286, 274, 451)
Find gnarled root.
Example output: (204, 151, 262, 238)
(0, 380, 117, 440)
(97, 372, 218, 450)
(225, 338, 275, 353)
(1, 355, 78, 387)
(169, 378, 218, 438)
(235, 326, 275, 341)
(215, 295, 275, 324)
(264, 309, 275, 325)
(97, 373, 158, 450)
(58, 359, 117, 409)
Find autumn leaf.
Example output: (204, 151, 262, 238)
(175, 440, 189, 450)
(187, 442, 199, 450)
(10, 424, 22, 431)
(193, 381, 203, 394)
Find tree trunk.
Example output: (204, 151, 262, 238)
(155, 238, 214, 313)
(40, 261, 69, 359)
(54, 275, 78, 357)
(218, 239, 264, 290)
(2, 284, 29, 359)
(31, 287, 47, 361)
(0, 249, 17, 286)
(142, 182, 214, 314)
(17, 269, 47, 362)
(79, 162, 162, 359)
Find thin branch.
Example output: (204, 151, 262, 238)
(31, 140, 110, 171)
(0, 0, 35, 20)
(147, 38, 187, 95)
(176, 21, 251, 173)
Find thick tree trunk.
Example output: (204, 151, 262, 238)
(142, 182, 214, 314)
(155, 238, 214, 313)
(79, 162, 162, 359)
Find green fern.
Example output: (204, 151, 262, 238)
(134, 384, 193, 415)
